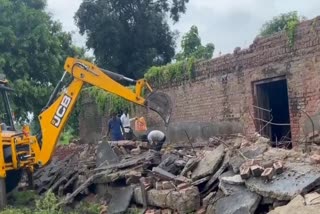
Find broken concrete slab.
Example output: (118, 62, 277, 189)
(219, 171, 248, 195)
(192, 145, 225, 180)
(152, 167, 190, 183)
(220, 174, 244, 185)
(159, 154, 180, 175)
(96, 140, 119, 166)
(181, 157, 199, 176)
(202, 192, 215, 207)
(245, 163, 320, 201)
(213, 189, 261, 214)
(133, 186, 200, 213)
(268, 195, 320, 214)
(107, 186, 133, 214)
(304, 192, 320, 205)
(203, 152, 230, 191)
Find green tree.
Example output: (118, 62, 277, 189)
(259, 11, 305, 37)
(175, 25, 214, 61)
(75, 0, 189, 79)
(0, 0, 86, 123)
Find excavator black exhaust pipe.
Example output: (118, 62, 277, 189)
(145, 91, 172, 126)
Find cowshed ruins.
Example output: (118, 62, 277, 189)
(81, 16, 320, 147)
(31, 16, 320, 214)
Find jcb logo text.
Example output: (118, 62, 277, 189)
(52, 95, 72, 128)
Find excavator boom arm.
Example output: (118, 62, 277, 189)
(36, 57, 169, 166)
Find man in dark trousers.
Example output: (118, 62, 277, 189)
(106, 112, 125, 141)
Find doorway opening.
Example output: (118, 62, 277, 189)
(253, 77, 291, 146)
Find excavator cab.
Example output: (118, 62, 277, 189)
(0, 79, 15, 132)
(0, 78, 22, 199)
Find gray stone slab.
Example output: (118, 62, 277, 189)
(219, 172, 247, 195)
(268, 195, 320, 214)
(221, 174, 244, 185)
(133, 186, 200, 213)
(96, 140, 119, 167)
(192, 145, 225, 180)
(107, 186, 133, 214)
(245, 162, 320, 201)
(214, 190, 261, 214)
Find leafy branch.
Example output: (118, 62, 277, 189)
(144, 57, 197, 87)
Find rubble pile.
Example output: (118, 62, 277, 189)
(30, 135, 320, 214)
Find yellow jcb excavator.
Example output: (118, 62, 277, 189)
(0, 57, 172, 208)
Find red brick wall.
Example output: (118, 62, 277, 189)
(79, 16, 320, 145)
(141, 16, 320, 144)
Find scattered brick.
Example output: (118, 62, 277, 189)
(240, 165, 251, 179)
(261, 167, 275, 181)
(250, 165, 264, 177)
(273, 161, 284, 174)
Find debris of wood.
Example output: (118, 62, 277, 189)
(27, 135, 319, 214)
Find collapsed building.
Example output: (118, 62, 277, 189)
(28, 16, 320, 214)
(80, 16, 320, 147)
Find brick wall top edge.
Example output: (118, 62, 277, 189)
(194, 16, 320, 74)
(151, 16, 320, 89)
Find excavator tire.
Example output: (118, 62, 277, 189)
(3, 146, 23, 192)
(0, 168, 22, 209)
(0, 178, 6, 209)
(5, 170, 22, 193)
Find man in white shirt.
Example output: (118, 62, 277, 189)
(120, 109, 136, 140)
(147, 130, 166, 151)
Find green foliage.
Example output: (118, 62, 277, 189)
(144, 57, 196, 86)
(0, 0, 87, 123)
(1, 190, 101, 214)
(259, 11, 304, 37)
(34, 190, 62, 214)
(75, 0, 189, 79)
(7, 190, 39, 207)
(73, 201, 100, 214)
(85, 86, 136, 114)
(59, 127, 74, 145)
(0, 208, 32, 214)
(259, 11, 305, 48)
(0, 190, 62, 214)
(175, 26, 214, 61)
(286, 18, 300, 48)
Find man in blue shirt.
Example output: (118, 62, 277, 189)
(107, 112, 125, 141)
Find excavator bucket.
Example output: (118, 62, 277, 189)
(145, 91, 172, 126)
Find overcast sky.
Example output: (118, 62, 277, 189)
(47, 0, 320, 56)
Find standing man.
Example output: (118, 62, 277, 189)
(107, 112, 125, 141)
(120, 109, 136, 140)
(147, 130, 166, 151)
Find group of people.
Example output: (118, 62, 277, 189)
(106, 109, 166, 151)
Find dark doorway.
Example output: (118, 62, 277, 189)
(253, 78, 291, 145)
